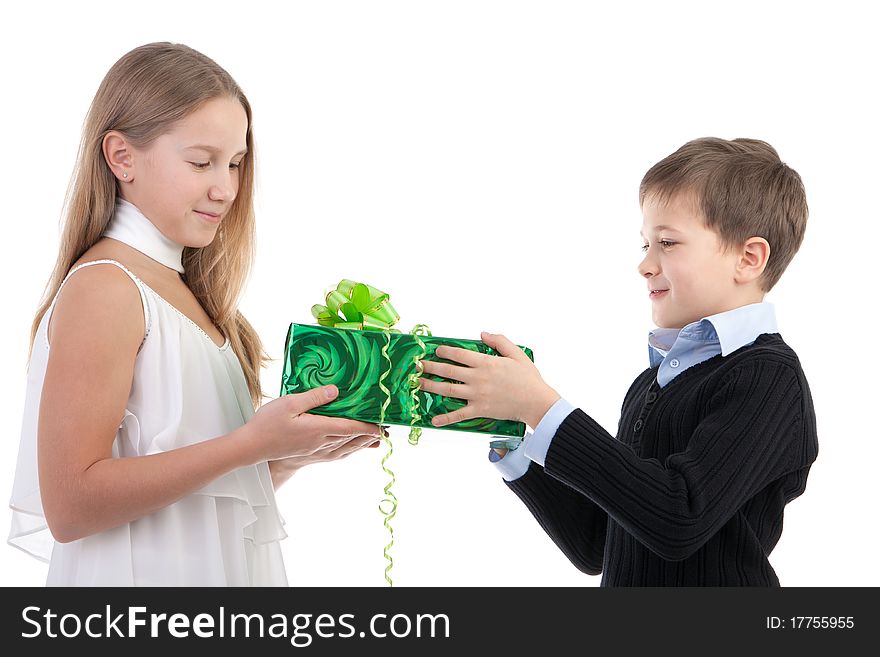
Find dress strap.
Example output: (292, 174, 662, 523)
(45, 259, 152, 352)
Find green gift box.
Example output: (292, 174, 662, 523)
(279, 323, 534, 437)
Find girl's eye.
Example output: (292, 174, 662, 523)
(641, 240, 675, 252)
(190, 162, 242, 170)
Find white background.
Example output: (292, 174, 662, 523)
(1, 1, 876, 587)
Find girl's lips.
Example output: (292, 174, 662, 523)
(195, 210, 221, 224)
(649, 289, 668, 300)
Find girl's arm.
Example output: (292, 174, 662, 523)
(39, 264, 379, 542)
(38, 265, 263, 542)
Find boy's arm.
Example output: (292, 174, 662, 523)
(488, 399, 607, 575)
(542, 359, 817, 562)
(504, 462, 608, 575)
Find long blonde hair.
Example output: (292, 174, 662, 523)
(29, 42, 269, 408)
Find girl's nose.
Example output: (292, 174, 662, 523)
(209, 177, 235, 202)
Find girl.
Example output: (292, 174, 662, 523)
(8, 42, 382, 586)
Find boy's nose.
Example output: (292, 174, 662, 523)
(638, 256, 657, 278)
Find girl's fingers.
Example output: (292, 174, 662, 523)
(419, 359, 473, 383)
(417, 377, 474, 400)
(324, 431, 381, 445)
(325, 417, 382, 437)
(433, 345, 486, 368)
(324, 434, 380, 459)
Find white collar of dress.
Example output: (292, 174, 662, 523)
(103, 198, 185, 274)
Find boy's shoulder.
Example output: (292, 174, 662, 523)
(629, 331, 808, 399)
(698, 333, 815, 422)
(725, 332, 809, 383)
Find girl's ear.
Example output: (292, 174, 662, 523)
(103, 131, 134, 183)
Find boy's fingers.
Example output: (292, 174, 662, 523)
(431, 406, 479, 427)
(418, 377, 474, 400)
(482, 331, 528, 361)
(433, 345, 486, 367)
(419, 359, 473, 383)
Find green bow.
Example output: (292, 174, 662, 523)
(311, 279, 400, 331)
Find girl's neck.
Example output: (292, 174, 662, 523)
(103, 198, 185, 274)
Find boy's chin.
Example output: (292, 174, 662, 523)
(652, 314, 685, 330)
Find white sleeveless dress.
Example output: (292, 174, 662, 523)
(8, 259, 288, 586)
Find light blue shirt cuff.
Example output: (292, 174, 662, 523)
(523, 397, 575, 467)
(490, 398, 575, 481)
(492, 438, 532, 481)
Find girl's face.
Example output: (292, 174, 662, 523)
(120, 96, 249, 249)
(638, 192, 765, 330)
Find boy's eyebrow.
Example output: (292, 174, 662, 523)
(185, 144, 249, 156)
(640, 225, 682, 238)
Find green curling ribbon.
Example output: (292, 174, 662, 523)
(376, 329, 396, 587)
(314, 280, 430, 587)
(406, 324, 432, 446)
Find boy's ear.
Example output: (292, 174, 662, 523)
(736, 237, 770, 283)
(102, 131, 134, 183)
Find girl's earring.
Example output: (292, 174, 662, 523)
(122, 172, 128, 179)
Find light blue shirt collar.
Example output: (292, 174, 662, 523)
(648, 302, 778, 370)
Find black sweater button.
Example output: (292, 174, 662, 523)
(633, 419, 643, 433)
(645, 392, 657, 403)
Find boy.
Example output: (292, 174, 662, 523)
(418, 137, 819, 586)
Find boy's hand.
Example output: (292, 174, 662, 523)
(418, 331, 561, 429)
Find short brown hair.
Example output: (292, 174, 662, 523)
(639, 137, 808, 293)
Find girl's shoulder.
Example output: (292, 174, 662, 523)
(71, 237, 155, 281)
(48, 261, 147, 357)
(48, 239, 154, 349)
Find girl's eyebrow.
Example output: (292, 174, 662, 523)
(185, 144, 248, 156)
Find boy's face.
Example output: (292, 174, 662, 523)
(639, 191, 765, 330)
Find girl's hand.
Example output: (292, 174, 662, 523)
(241, 385, 382, 465)
(418, 332, 561, 429)
(268, 429, 383, 489)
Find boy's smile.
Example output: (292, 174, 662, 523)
(639, 192, 769, 330)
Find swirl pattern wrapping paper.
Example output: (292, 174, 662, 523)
(280, 323, 534, 437)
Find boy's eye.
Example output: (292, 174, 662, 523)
(641, 240, 675, 252)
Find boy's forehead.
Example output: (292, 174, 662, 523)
(640, 192, 703, 236)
